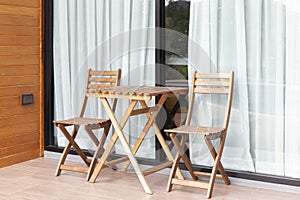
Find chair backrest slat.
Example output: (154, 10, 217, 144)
(186, 71, 234, 130)
(194, 88, 229, 94)
(88, 77, 118, 83)
(87, 69, 121, 91)
(79, 68, 121, 117)
(193, 72, 233, 95)
(89, 70, 119, 76)
(88, 84, 118, 89)
(195, 73, 231, 79)
(195, 80, 231, 87)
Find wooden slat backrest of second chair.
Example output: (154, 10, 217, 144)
(165, 71, 234, 199)
(53, 68, 121, 181)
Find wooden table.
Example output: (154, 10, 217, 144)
(86, 86, 187, 194)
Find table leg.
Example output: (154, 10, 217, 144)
(120, 95, 167, 171)
(141, 96, 184, 179)
(120, 95, 184, 179)
(101, 98, 153, 194)
(89, 99, 137, 183)
(119, 96, 166, 172)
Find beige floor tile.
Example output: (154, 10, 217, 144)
(0, 157, 299, 200)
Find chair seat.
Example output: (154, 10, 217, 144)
(53, 117, 109, 126)
(165, 125, 225, 140)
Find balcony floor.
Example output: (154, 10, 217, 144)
(0, 157, 299, 200)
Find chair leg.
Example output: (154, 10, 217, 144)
(207, 159, 218, 199)
(101, 122, 117, 170)
(86, 123, 116, 181)
(167, 133, 185, 192)
(59, 125, 90, 165)
(89, 132, 119, 183)
(204, 136, 230, 185)
(87, 143, 105, 181)
(167, 150, 181, 192)
(55, 125, 79, 176)
(172, 134, 198, 180)
(86, 127, 105, 180)
(206, 135, 227, 199)
(85, 126, 100, 146)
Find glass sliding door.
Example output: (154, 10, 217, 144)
(44, 0, 300, 184)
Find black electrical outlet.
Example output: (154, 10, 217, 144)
(21, 94, 34, 105)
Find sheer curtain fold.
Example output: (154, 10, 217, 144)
(188, 0, 254, 171)
(53, 0, 155, 157)
(189, 0, 300, 178)
(285, 0, 300, 178)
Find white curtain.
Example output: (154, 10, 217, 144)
(53, 0, 155, 158)
(188, 0, 300, 178)
(188, 0, 254, 172)
(285, 0, 300, 178)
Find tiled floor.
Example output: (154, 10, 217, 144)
(0, 157, 299, 200)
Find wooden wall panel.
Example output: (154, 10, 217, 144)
(0, 55, 39, 65)
(0, 100, 39, 118)
(0, 25, 39, 36)
(0, 112, 39, 131)
(0, 36, 39, 46)
(0, 47, 40, 55)
(0, 0, 39, 8)
(0, 75, 39, 86)
(0, 65, 40, 75)
(0, 141, 40, 158)
(0, 95, 39, 108)
(0, 123, 39, 139)
(0, 150, 40, 168)
(0, 85, 39, 98)
(0, 0, 42, 168)
(0, 135, 39, 151)
(0, 15, 39, 26)
(0, 5, 39, 17)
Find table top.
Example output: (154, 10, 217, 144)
(86, 85, 187, 100)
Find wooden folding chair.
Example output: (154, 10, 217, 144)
(165, 71, 234, 199)
(53, 68, 121, 180)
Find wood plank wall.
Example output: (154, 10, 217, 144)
(0, 0, 43, 168)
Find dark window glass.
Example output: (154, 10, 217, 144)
(165, 0, 190, 81)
